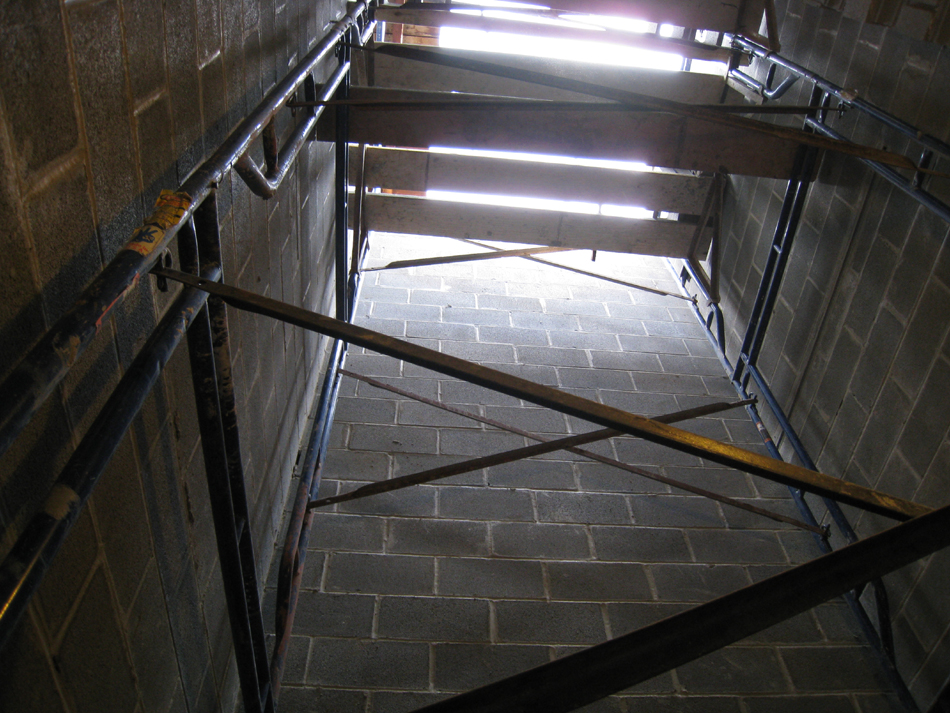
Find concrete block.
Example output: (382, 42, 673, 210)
(852, 379, 911, 480)
(781, 646, 887, 692)
(306, 512, 387, 553)
(630, 372, 708, 396)
(492, 522, 590, 559)
(337, 484, 438, 518)
(439, 429, 525, 457)
(442, 276, 509, 294)
(58, 569, 139, 712)
(687, 530, 787, 564)
(348, 424, 439, 454)
(440, 380, 522, 407)
(590, 350, 663, 372)
(373, 301, 442, 322)
(396, 402, 477, 429)
(322, 449, 391, 483)
(677, 646, 787, 693)
(432, 643, 550, 692)
(345, 353, 403, 377)
(377, 596, 491, 642)
(0, 612, 67, 713)
(362, 285, 410, 304)
(479, 325, 550, 346)
(547, 561, 652, 601)
(535, 491, 631, 525)
(442, 306, 511, 326)
(577, 315, 647, 336)
(745, 695, 860, 713)
(325, 553, 434, 595)
(483, 405, 567, 435)
(569, 285, 633, 304)
(411, 289, 477, 308)
(576, 462, 671, 495)
(408, 320, 476, 341)
(629, 495, 724, 529)
(334, 396, 398, 425)
(608, 601, 689, 636)
(558, 367, 633, 391)
(356, 317, 409, 337)
(496, 600, 607, 644)
(307, 639, 429, 689)
(437, 557, 545, 599)
(511, 311, 581, 331)
(619, 334, 689, 355)
(516, 346, 590, 367)
(548, 330, 622, 352)
(650, 564, 750, 602)
(27, 167, 100, 326)
(279, 686, 367, 713)
(611, 438, 704, 467)
(591, 525, 692, 563)
(544, 298, 609, 316)
(488, 460, 577, 490)
(36, 508, 98, 639)
(477, 294, 542, 311)
(370, 691, 451, 713)
(389, 518, 490, 557)
(393, 454, 485, 488)
(440, 340, 516, 364)
(293, 591, 375, 637)
(616, 696, 742, 712)
(438, 486, 535, 522)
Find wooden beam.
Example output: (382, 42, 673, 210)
(356, 147, 713, 214)
(374, 6, 734, 62)
(320, 89, 802, 178)
(358, 193, 705, 257)
(366, 45, 744, 105)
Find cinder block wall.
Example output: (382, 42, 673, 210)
(717, 0, 950, 706)
(0, 0, 344, 710)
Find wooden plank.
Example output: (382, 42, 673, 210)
(366, 46, 745, 105)
(319, 92, 801, 178)
(374, 7, 734, 62)
(358, 147, 712, 214)
(359, 193, 705, 257)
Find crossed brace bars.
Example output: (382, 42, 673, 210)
(151, 268, 944, 711)
(154, 266, 929, 523)
(313, 369, 822, 535)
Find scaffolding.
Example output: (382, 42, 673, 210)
(1, 2, 949, 712)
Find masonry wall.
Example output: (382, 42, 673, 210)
(0, 0, 344, 711)
(717, 0, 950, 706)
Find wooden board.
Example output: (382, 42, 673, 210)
(319, 89, 801, 178)
(366, 47, 744, 105)
(358, 193, 706, 257)
(355, 147, 713, 215)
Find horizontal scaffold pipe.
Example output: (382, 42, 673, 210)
(153, 267, 931, 522)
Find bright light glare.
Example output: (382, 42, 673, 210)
(600, 204, 655, 220)
(450, 0, 545, 9)
(429, 147, 652, 174)
(427, 190, 599, 215)
(439, 26, 684, 71)
(560, 14, 655, 34)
